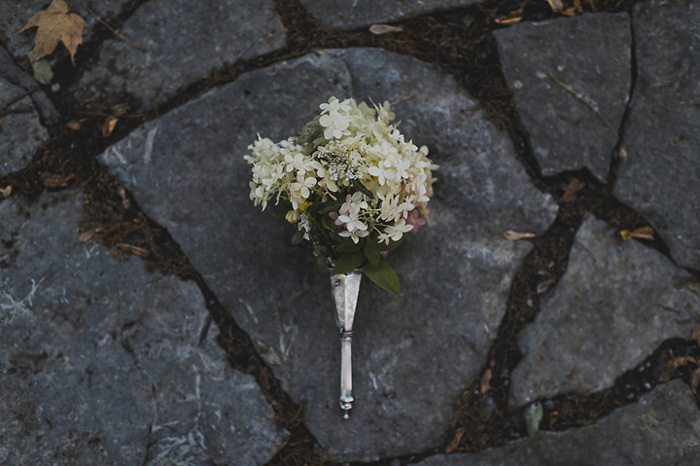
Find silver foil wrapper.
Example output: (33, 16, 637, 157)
(330, 269, 362, 419)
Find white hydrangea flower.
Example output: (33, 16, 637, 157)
(245, 95, 437, 255)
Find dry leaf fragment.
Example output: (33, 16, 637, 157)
(18, 0, 88, 64)
(41, 172, 75, 187)
(66, 119, 86, 130)
(445, 427, 466, 454)
(691, 325, 700, 345)
(619, 146, 629, 163)
(102, 116, 118, 137)
(672, 356, 700, 370)
(546, 0, 565, 12)
(481, 368, 493, 394)
(692, 369, 700, 396)
(369, 24, 403, 34)
(495, 14, 523, 25)
(560, 178, 585, 203)
(504, 230, 536, 241)
(620, 226, 654, 241)
(116, 243, 150, 257)
(1, 185, 12, 198)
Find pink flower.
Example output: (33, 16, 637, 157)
(406, 209, 426, 233)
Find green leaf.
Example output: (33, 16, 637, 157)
(364, 236, 381, 265)
(291, 230, 304, 245)
(321, 215, 333, 231)
(317, 198, 344, 215)
(332, 251, 365, 275)
(364, 261, 401, 298)
(524, 402, 543, 438)
(352, 179, 374, 200)
(27, 51, 52, 84)
(336, 237, 363, 252)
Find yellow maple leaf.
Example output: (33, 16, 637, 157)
(18, 0, 88, 65)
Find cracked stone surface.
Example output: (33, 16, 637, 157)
(1, 0, 131, 58)
(3, 1, 700, 464)
(74, 0, 286, 111)
(493, 13, 631, 180)
(510, 217, 700, 407)
(298, 0, 478, 29)
(98, 48, 557, 461)
(614, 0, 700, 271)
(0, 77, 48, 174)
(417, 380, 700, 466)
(0, 192, 287, 465)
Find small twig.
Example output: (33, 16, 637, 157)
(676, 283, 700, 289)
(0, 106, 33, 118)
(79, 0, 145, 52)
(548, 74, 619, 142)
(1, 87, 38, 111)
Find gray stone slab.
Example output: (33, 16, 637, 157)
(510, 217, 700, 408)
(417, 380, 700, 466)
(0, 77, 49, 174)
(614, 0, 700, 270)
(98, 47, 557, 461)
(74, 0, 285, 111)
(0, 192, 286, 466)
(493, 13, 631, 180)
(298, 0, 477, 29)
(2, 0, 130, 59)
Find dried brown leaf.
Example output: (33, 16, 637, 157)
(495, 15, 522, 25)
(445, 427, 466, 454)
(692, 325, 700, 345)
(620, 226, 654, 242)
(66, 120, 83, 130)
(672, 356, 700, 369)
(692, 369, 700, 396)
(116, 243, 150, 257)
(41, 172, 75, 187)
(369, 24, 403, 34)
(560, 178, 585, 203)
(79, 228, 103, 242)
(102, 115, 118, 137)
(504, 230, 536, 241)
(619, 146, 629, 163)
(0, 185, 12, 198)
(546, 0, 565, 12)
(481, 368, 493, 394)
(18, 0, 88, 64)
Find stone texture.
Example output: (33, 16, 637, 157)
(417, 380, 700, 466)
(99, 47, 557, 461)
(493, 13, 631, 180)
(0, 192, 286, 465)
(299, 0, 477, 29)
(510, 217, 700, 407)
(74, 0, 285, 111)
(1, 0, 131, 59)
(614, 0, 700, 270)
(0, 77, 49, 174)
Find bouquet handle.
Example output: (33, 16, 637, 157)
(330, 269, 362, 419)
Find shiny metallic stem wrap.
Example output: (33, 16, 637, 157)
(330, 269, 362, 419)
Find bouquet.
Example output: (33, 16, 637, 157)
(245, 96, 436, 417)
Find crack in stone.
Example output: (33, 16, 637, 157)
(606, 14, 639, 188)
(5, 0, 699, 464)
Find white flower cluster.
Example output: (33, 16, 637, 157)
(245, 96, 436, 249)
